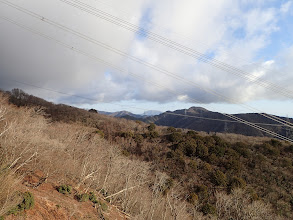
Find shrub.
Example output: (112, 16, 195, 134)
(203, 136, 216, 148)
(196, 142, 209, 158)
(229, 177, 246, 190)
(161, 178, 174, 195)
(100, 189, 108, 197)
(226, 148, 239, 158)
(57, 185, 72, 195)
(134, 134, 144, 143)
(201, 203, 216, 215)
(119, 131, 134, 138)
(100, 202, 108, 211)
(178, 139, 197, 157)
(189, 160, 197, 170)
(195, 185, 209, 201)
(9, 192, 34, 215)
(186, 130, 198, 138)
(247, 189, 259, 201)
(168, 132, 183, 143)
(187, 193, 198, 205)
(89, 192, 98, 203)
(211, 170, 227, 186)
(147, 123, 156, 132)
(207, 153, 219, 165)
(95, 130, 104, 138)
(261, 143, 280, 156)
(235, 147, 250, 158)
(122, 150, 131, 157)
(166, 151, 175, 158)
(224, 158, 242, 172)
(88, 109, 98, 113)
(209, 145, 226, 157)
(280, 158, 292, 168)
(167, 127, 176, 133)
(201, 162, 212, 172)
(286, 145, 293, 153)
(148, 131, 159, 139)
(77, 193, 89, 202)
(270, 139, 282, 147)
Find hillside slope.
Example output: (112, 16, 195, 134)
(145, 107, 293, 137)
(1, 89, 292, 219)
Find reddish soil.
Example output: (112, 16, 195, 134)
(6, 171, 129, 220)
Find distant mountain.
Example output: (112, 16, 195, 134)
(143, 110, 162, 116)
(98, 110, 161, 119)
(144, 107, 293, 137)
(98, 110, 144, 119)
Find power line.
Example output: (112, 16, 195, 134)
(3, 77, 288, 127)
(55, 0, 293, 128)
(5, 77, 290, 127)
(0, 15, 292, 143)
(2, 0, 293, 129)
(91, 0, 283, 75)
(59, 0, 293, 100)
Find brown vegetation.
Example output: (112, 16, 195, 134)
(1, 90, 292, 219)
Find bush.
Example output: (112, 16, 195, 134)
(261, 143, 280, 156)
(235, 147, 250, 158)
(77, 193, 89, 202)
(9, 192, 34, 215)
(95, 130, 104, 138)
(147, 123, 156, 132)
(286, 145, 293, 153)
(119, 131, 134, 138)
(195, 185, 209, 201)
(134, 134, 144, 143)
(224, 158, 242, 172)
(100, 202, 108, 211)
(209, 145, 226, 157)
(201, 162, 212, 172)
(148, 131, 159, 139)
(100, 189, 108, 197)
(167, 127, 176, 133)
(211, 170, 227, 186)
(89, 192, 98, 203)
(187, 193, 198, 205)
(57, 185, 72, 195)
(168, 132, 183, 143)
(201, 203, 216, 215)
(121, 149, 131, 157)
(207, 153, 219, 165)
(161, 178, 174, 195)
(280, 158, 292, 168)
(196, 142, 209, 158)
(189, 160, 197, 170)
(270, 139, 282, 147)
(229, 177, 246, 190)
(248, 189, 259, 201)
(178, 139, 197, 157)
(186, 130, 198, 138)
(203, 136, 216, 148)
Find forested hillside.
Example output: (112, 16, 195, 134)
(144, 107, 293, 138)
(0, 89, 292, 219)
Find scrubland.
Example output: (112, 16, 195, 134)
(0, 91, 292, 219)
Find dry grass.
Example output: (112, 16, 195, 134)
(0, 93, 282, 219)
(216, 189, 281, 220)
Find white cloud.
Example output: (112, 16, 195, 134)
(0, 0, 292, 107)
(280, 1, 292, 14)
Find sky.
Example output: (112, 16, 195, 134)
(0, 0, 293, 117)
